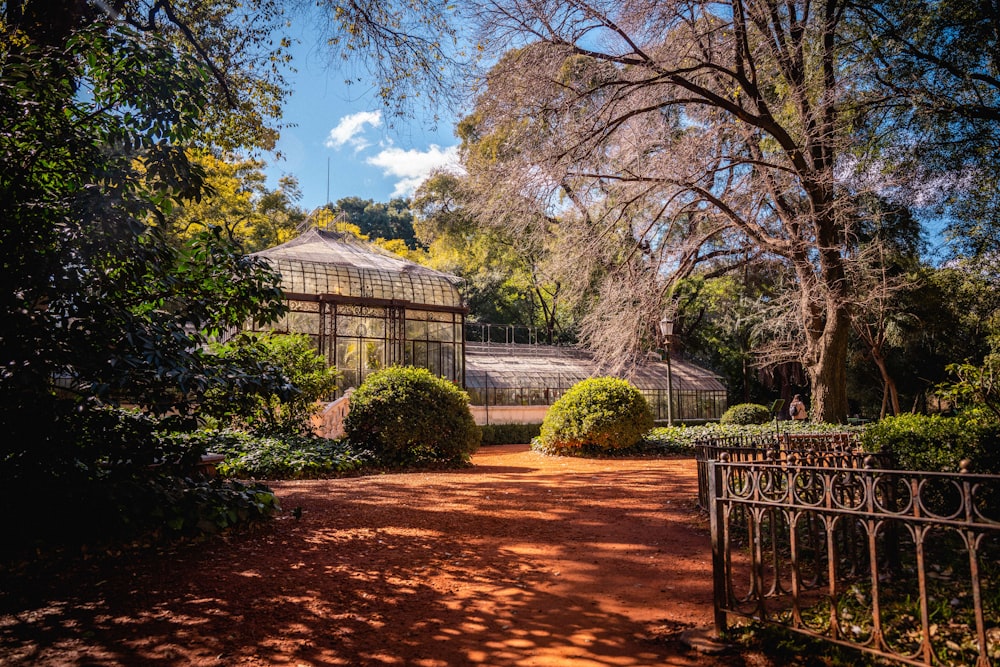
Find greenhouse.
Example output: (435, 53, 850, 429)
(249, 227, 728, 422)
(249, 227, 467, 393)
(464, 343, 728, 424)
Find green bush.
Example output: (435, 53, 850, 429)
(204, 431, 367, 479)
(344, 366, 481, 466)
(2, 407, 280, 564)
(536, 377, 654, 453)
(720, 403, 772, 425)
(641, 421, 863, 455)
(480, 423, 542, 445)
(861, 414, 1000, 473)
(203, 332, 339, 436)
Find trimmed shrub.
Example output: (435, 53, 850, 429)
(536, 377, 654, 452)
(480, 422, 542, 446)
(720, 403, 772, 425)
(861, 413, 1000, 473)
(344, 366, 481, 466)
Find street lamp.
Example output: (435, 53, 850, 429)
(659, 316, 674, 425)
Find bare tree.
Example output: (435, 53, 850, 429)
(458, 0, 871, 421)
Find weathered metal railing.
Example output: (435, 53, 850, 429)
(708, 456, 1000, 666)
(695, 432, 865, 510)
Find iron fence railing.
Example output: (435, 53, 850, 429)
(707, 456, 1000, 666)
(695, 432, 867, 510)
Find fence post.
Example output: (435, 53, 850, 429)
(708, 455, 729, 636)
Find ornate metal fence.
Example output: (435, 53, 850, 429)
(707, 456, 1000, 666)
(695, 432, 867, 510)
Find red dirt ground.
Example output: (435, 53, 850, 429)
(0, 444, 776, 666)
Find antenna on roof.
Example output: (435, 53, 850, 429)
(326, 157, 330, 205)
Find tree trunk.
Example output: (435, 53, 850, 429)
(872, 352, 901, 416)
(807, 328, 850, 423)
(803, 290, 851, 423)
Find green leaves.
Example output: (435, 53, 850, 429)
(538, 377, 654, 451)
(345, 366, 481, 466)
(203, 332, 338, 436)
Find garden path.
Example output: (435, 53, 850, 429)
(1, 444, 778, 666)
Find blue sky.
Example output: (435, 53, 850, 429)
(263, 29, 465, 211)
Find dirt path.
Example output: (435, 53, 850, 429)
(1, 445, 768, 666)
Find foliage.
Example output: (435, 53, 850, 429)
(851, 0, 1000, 262)
(936, 353, 1000, 421)
(331, 197, 419, 249)
(2, 407, 279, 562)
(201, 431, 367, 479)
(411, 172, 576, 341)
(861, 414, 1000, 473)
(673, 274, 780, 406)
(639, 421, 862, 456)
(480, 423, 542, 446)
(461, 0, 869, 421)
(720, 403, 773, 426)
(203, 333, 338, 436)
(344, 366, 481, 466)
(537, 378, 653, 452)
(0, 23, 288, 424)
(164, 151, 307, 252)
(0, 20, 290, 559)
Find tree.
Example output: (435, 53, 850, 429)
(4, 0, 295, 152)
(331, 197, 419, 248)
(6, 0, 474, 153)
(164, 151, 307, 252)
(461, 0, 869, 420)
(412, 171, 578, 341)
(0, 17, 290, 480)
(851, 0, 1000, 260)
(204, 333, 339, 435)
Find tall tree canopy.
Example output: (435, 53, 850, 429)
(164, 152, 307, 252)
(460, 0, 874, 420)
(330, 197, 420, 248)
(851, 0, 1000, 259)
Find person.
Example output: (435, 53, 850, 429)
(789, 394, 808, 421)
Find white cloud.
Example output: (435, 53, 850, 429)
(366, 144, 462, 197)
(325, 111, 382, 150)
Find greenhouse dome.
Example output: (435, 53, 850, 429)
(249, 228, 467, 393)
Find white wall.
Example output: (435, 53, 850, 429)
(469, 405, 549, 426)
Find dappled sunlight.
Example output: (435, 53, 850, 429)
(0, 446, 735, 666)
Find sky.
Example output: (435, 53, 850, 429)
(262, 28, 465, 212)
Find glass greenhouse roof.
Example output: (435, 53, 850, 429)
(253, 228, 464, 309)
(465, 344, 727, 393)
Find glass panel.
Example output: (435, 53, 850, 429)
(288, 311, 319, 335)
(413, 341, 428, 368)
(441, 346, 454, 381)
(288, 300, 320, 312)
(336, 339, 357, 369)
(426, 342, 442, 376)
(406, 318, 427, 340)
(429, 321, 453, 342)
(362, 339, 385, 373)
(365, 309, 385, 338)
(339, 369, 359, 391)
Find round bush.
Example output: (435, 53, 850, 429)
(344, 366, 481, 466)
(720, 403, 772, 425)
(537, 377, 654, 451)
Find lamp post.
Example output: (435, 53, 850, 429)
(659, 316, 674, 425)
